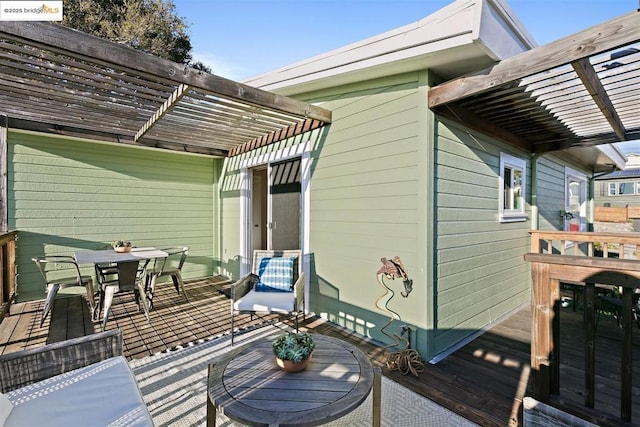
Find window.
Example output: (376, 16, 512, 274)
(607, 181, 640, 196)
(619, 182, 635, 195)
(499, 153, 527, 222)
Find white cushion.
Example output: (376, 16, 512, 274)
(4, 356, 152, 427)
(0, 393, 13, 426)
(234, 289, 295, 313)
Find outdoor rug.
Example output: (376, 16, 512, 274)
(129, 325, 478, 426)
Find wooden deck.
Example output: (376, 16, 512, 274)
(1, 276, 638, 426)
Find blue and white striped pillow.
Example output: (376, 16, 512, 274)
(255, 257, 295, 292)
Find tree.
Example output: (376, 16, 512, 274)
(63, 0, 194, 65)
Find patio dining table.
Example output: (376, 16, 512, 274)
(74, 247, 168, 266)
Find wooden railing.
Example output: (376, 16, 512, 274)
(530, 230, 640, 259)
(0, 230, 16, 323)
(526, 230, 640, 425)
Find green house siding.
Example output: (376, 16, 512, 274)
(433, 119, 531, 355)
(306, 74, 429, 352)
(220, 72, 432, 355)
(536, 156, 570, 231)
(10, 131, 219, 301)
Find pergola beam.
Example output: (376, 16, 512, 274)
(3, 117, 229, 157)
(571, 58, 627, 141)
(428, 11, 640, 108)
(134, 84, 189, 142)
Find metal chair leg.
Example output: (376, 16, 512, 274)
(137, 282, 150, 322)
(101, 286, 117, 330)
(231, 311, 235, 345)
(172, 271, 188, 302)
(41, 283, 60, 327)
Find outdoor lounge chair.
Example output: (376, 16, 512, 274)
(32, 255, 96, 327)
(230, 249, 304, 344)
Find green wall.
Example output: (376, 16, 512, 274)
(433, 119, 531, 355)
(9, 130, 220, 301)
(221, 72, 433, 357)
(306, 73, 429, 351)
(219, 70, 597, 361)
(536, 155, 570, 231)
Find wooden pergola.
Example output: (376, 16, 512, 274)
(0, 22, 332, 158)
(429, 11, 640, 156)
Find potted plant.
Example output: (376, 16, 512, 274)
(112, 240, 132, 253)
(272, 331, 315, 372)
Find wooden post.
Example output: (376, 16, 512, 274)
(0, 116, 6, 233)
(621, 287, 632, 421)
(551, 278, 560, 395)
(531, 262, 552, 402)
(584, 282, 595, 408)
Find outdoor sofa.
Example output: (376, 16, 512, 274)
(0, 329, 153, 426)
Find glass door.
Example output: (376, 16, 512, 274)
(250, 157, 301, 251)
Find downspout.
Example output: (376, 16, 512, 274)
(588, 169, 616, 232)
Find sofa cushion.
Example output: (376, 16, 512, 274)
(234, 289, 296, 313)
(0, 392, 12, 426)
(4, 356, 152, 427)
(255, 257, 295, 292)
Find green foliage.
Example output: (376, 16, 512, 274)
(112, 240, 132, 247)
(272, 332, 315, 363)
(62, 0, 193, 64)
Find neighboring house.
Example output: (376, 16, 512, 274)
(225, 0, 628, 362)
(595, 153, 640, 207)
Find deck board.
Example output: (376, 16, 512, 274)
(1, 275, 639, 426)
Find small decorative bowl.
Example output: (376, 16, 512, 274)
(113, 246, 132, 253)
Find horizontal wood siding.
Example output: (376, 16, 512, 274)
(535, 156, 566, 231)
(433, 119, 530, 355)
(218, 164, 243, 279)
(10, 131, 216, 301)
(305, 74, 426, 349)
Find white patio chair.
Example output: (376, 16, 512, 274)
(95, 259, 150, 330)
(32, 256, 95, 327)
(230, 249, 304, 344)
(145, 246, 189, 309)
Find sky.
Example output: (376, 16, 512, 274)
(171, 0, 640, 153)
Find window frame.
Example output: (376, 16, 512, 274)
(499, 153, 527, 222)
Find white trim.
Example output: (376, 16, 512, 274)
(499, 152, 527, 222)
(239, 168, 251, 276)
